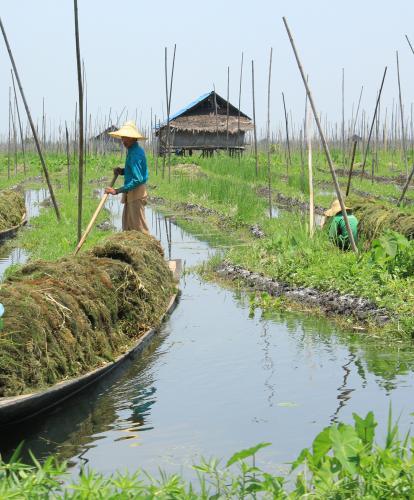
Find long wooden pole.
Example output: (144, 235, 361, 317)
(65, 121, 71, 192)
(307, 102, 314, 237)
(74, 0, 84, 243)
(283, 16, 357, 253)
(7, 87, 11, 179)
(237, 52, 244, 158)
(345, 138, 358, 196)
(396, 51, 408, 179)
(167, 43, 176, 181)
(266, 48, 273, 218)
(282, 92, 291, 173)
(10, 70, 26, 175)
(341, 68, 345, 166)
(74, 174, 118, 255)
(0, 15, 60, 220)
(251, 60, 258, 177)
(360, 67, 387, 177)
(226, 66, 230, 154)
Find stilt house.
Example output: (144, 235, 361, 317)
(156, 91, 253, 156)
(91, 125, 120, 153)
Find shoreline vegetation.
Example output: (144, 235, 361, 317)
(1, 408, 414, 498)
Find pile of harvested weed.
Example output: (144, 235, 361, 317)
(0, 190, 25, 231)
(0, 232, 175, 397)
(351, 198, 414, 241)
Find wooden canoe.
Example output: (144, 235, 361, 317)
(0, 258, 182, 429)
(0, 212, 27, 241)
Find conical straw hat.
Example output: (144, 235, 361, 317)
(324, 199, 350, 217)
(108, 121, 147, 140)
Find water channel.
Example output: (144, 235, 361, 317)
(1, 190, 414, 478)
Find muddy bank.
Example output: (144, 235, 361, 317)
(318, 166, 409, 186)
(0, 232, 175, 397)
(256, 186, 326, 215)
(216, 261, 390, 326)
(149, 195, 266, 238)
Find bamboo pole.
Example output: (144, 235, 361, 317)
(360, 67, 387, 177)
(0, 16, 61, 219)
(282, 92, 291, 173)
(11, 70, 26, 175)
(237, 52, 244, 159)
(266, 48, 273, 218)
(7, 87, 11, 179)
(307, 103, 314, 237)
(345, 137, 358, 196)
(396, 51, 408, 179)
(162, 47, 169, 178)
(65, 121, 71, 192)
(283, 16, 357, 253)
(251, 60, 259, 177)
(341, 68, 345, 166)
(167, 43, 176, 179)
(74, 0, 84, 242)
(226, 66, 230, 154)
(74, 174, 118, 255)
(11, 88, 17, 175)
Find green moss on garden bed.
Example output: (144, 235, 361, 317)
(0, 231, 175, 397)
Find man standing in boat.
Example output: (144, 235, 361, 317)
(105, 121, 149, 234)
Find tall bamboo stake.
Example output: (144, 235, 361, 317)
(307, 104, 314, 237)
(11, 70, 26, 175)
(266, 48, 273, 219)
(251, 60, 258, 176)
(74, 0, 84, 242)
(65, 121, 71, 192)
(360, 67, 387, 176)
(351, 86, 363, 136)
(282, 92, 291, 173)
(237, 52, 244, 159)
(0, 16, 60, 219)
(346, 136, 358, 196)
(11, 93, 17, 175)
(396, 51, 408, 179)
(167, 43, 176, 179)
(341, 68, 345, 166)
(226, 66, 230, 154)
(7, 87, 11, 179)
(283, 16, 357, 253)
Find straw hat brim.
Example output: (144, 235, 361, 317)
(324, 201, 350, 217)
(108, 130, 147, 140)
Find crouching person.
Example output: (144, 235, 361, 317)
(323, 199, 358, 250)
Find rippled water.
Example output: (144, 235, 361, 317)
(1, 194, 414, 478)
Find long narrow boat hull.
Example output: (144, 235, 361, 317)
(0, 259, 181, 429)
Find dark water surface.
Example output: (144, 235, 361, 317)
(1, 193, 414, 477)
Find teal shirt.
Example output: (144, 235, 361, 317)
(328, 213, 358, 250)
(117, 143, 148, 193)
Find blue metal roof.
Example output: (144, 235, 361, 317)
(156, 91, 213, 129)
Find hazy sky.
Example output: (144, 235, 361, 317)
(1, 0, 414, 138)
